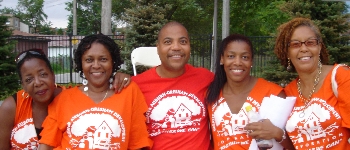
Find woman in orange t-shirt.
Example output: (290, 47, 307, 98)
(206, 34, 295, 150)
(38, 34, 152, 149)
(274, 17, 350, 149)
(0, 49, 63, 149)
(0, 49, 130, 149)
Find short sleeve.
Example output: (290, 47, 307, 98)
(128, 83, 153, 149)
(39, 94, 63, 147)
(334, 66, 350, 128)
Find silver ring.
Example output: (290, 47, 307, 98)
(123, 77, 128, 81)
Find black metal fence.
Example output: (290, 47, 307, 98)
(10, 34, 281, 84)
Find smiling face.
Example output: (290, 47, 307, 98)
(220, 41, 253, 82)
(156, 23, 190, 76)
(20, 58, 56, 103)
(82, 42, 113, 89)
(288, 26, 321, 73)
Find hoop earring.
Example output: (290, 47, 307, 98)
(82, 74, 88, 91)
(287, 58, 292, 72)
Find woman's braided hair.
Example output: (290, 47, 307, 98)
(274, 17, 329, 70)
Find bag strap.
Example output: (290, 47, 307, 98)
(331, 64, 348, 97)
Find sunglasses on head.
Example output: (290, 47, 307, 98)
(16, 50, 44, 64)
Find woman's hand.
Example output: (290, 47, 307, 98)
(244, 119, 283, 141)
(113, 72, 131, 93)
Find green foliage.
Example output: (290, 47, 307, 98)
(261, 51, 298, 87)
(227, 0, 290, 36)
(65, 0, 102, 35)
(0, 0, 53, 34)
(56, 28, 64, 35)
(121, 0, 170, 75)
(0, 7, 19, 14)
(166, 0, 214, 34)
(17, 0, 48, 31)
(0, 16, 20, 100)
(37, 21, 55, 35)
(50, 63, 70, 74)
(262, 0, 350, 85)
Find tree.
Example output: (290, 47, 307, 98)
(262, 0, 350, 86)
(160, 0, 214, 34)
(65, 0, 103, 35)
(120, 0, 170, 74)
(0, 0, 53, 34)
(0, 7, 19, 15)
(37, 21, 55, 35)
(225, 0, 290, 36)
(56, 28, 65, 35)
(17, 0, 48, 33)
(0, 16, 20, 100)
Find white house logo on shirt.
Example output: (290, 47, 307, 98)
(147, 90, 206, 137)
(286, 98, 342, 149)
(210, 97, 260, 149)
(66, 107, 126, 149)
(11, 118, 38, 150)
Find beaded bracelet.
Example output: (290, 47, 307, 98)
(276, 128, 286, 143)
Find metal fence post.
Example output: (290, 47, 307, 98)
(69, 33, 73, 83)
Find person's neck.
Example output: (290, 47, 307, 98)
(224, 76, 256, 95)
(296, 67, 321, 89)
(87, 84, 110, 93)
(156, 65, 186, 78)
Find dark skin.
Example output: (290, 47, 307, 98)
(0, 58, 130, 149)
(221, 41, 295, 150)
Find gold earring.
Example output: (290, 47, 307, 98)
(22, 91, 29, 99)
(287, 58, 292, 71)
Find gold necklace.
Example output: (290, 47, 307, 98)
(87, 89, 109, 103)
(297, 61, 322, 118)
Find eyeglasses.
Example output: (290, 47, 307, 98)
(16, 50, 43, 63)
(288, 39, 319, 48)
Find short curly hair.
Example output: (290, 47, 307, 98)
(74, 34, 123, 78)
(274, 17, 329, 71)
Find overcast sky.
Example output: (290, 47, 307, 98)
(0, 0, 349, 29)
(0, 0, 70, 28)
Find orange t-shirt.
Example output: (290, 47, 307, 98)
(284, 64, 350, 150)
(11, 86, 66, 149)
(10, 90, 38, 149)
(208, 78, 283, 150)
(39, 82, 151, 149)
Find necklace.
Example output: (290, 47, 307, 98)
(86, 90, 109, 103)
(297, 61, 322, 118)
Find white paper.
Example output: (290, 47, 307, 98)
(249, 95, 296, 150)
(259, 95, 296, 128)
